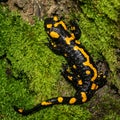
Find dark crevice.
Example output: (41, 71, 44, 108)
(110, 84, 120, 96)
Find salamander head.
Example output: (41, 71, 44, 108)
(44, 16, 59, 32)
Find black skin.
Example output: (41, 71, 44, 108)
(13, 16, 107, 115)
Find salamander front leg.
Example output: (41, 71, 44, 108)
(70, 20, 81, 40)
(47, 39, 63, 55)
(94, 60, 108, 89)
(95, 72, 107, 89)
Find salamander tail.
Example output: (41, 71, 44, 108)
(13, 104, 42, 116)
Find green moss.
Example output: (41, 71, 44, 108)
(0, 5, 91, 120)
(104, 112, 120, 120)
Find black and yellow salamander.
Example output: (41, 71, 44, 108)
(14, 16, 107, 115)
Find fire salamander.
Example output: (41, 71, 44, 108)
(14, 15, 107, 115)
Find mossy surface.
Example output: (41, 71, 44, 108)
(0, 5, 91, 120)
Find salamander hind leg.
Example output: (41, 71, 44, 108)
(95, 60, 109, 89)
(61, 64, 83, 89)
(95, 72, 107, 89)
(61, 64, 76, 83)
(47, 39, 62, 55)
(74, 90, 95, 104)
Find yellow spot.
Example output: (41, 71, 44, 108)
(75, 40, 80, 44)
(58, 97, 63, 103)
(73, 46, 97, 82)
(65, 36, 74, 45)
(103, 75, 106, 78)
(66, 67, 70, 72)
(86, 70, 91, 75)
(71, 33, 75, 38)
(47, 24, 52, 28)
(91, 83, 99, 90)
(91, 83, 96, 90)
(98, 75, 100, 78)
(64, 53, 67, 57)
(18, 109, 23, 113)
(41, 101, 52, 106)
(78, 80, 83, 85)
(50, 31, 60, 38)
(81, 92, 87, 102)
(53, 16, 58, 21)
(51, 42, 57, 47)
(53, 45, 57, 47)
(71, 26, 76, 30)
(51, 42, 54, 45)
(54, 21, 67, 30)
(73, 65, 77, 69)
(69, 97, 77, 104)
(65, 33, 75, 45)
(77, 75, 80, 77)
(68, 76, 73, 81)
(100, 72, 103, 75)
